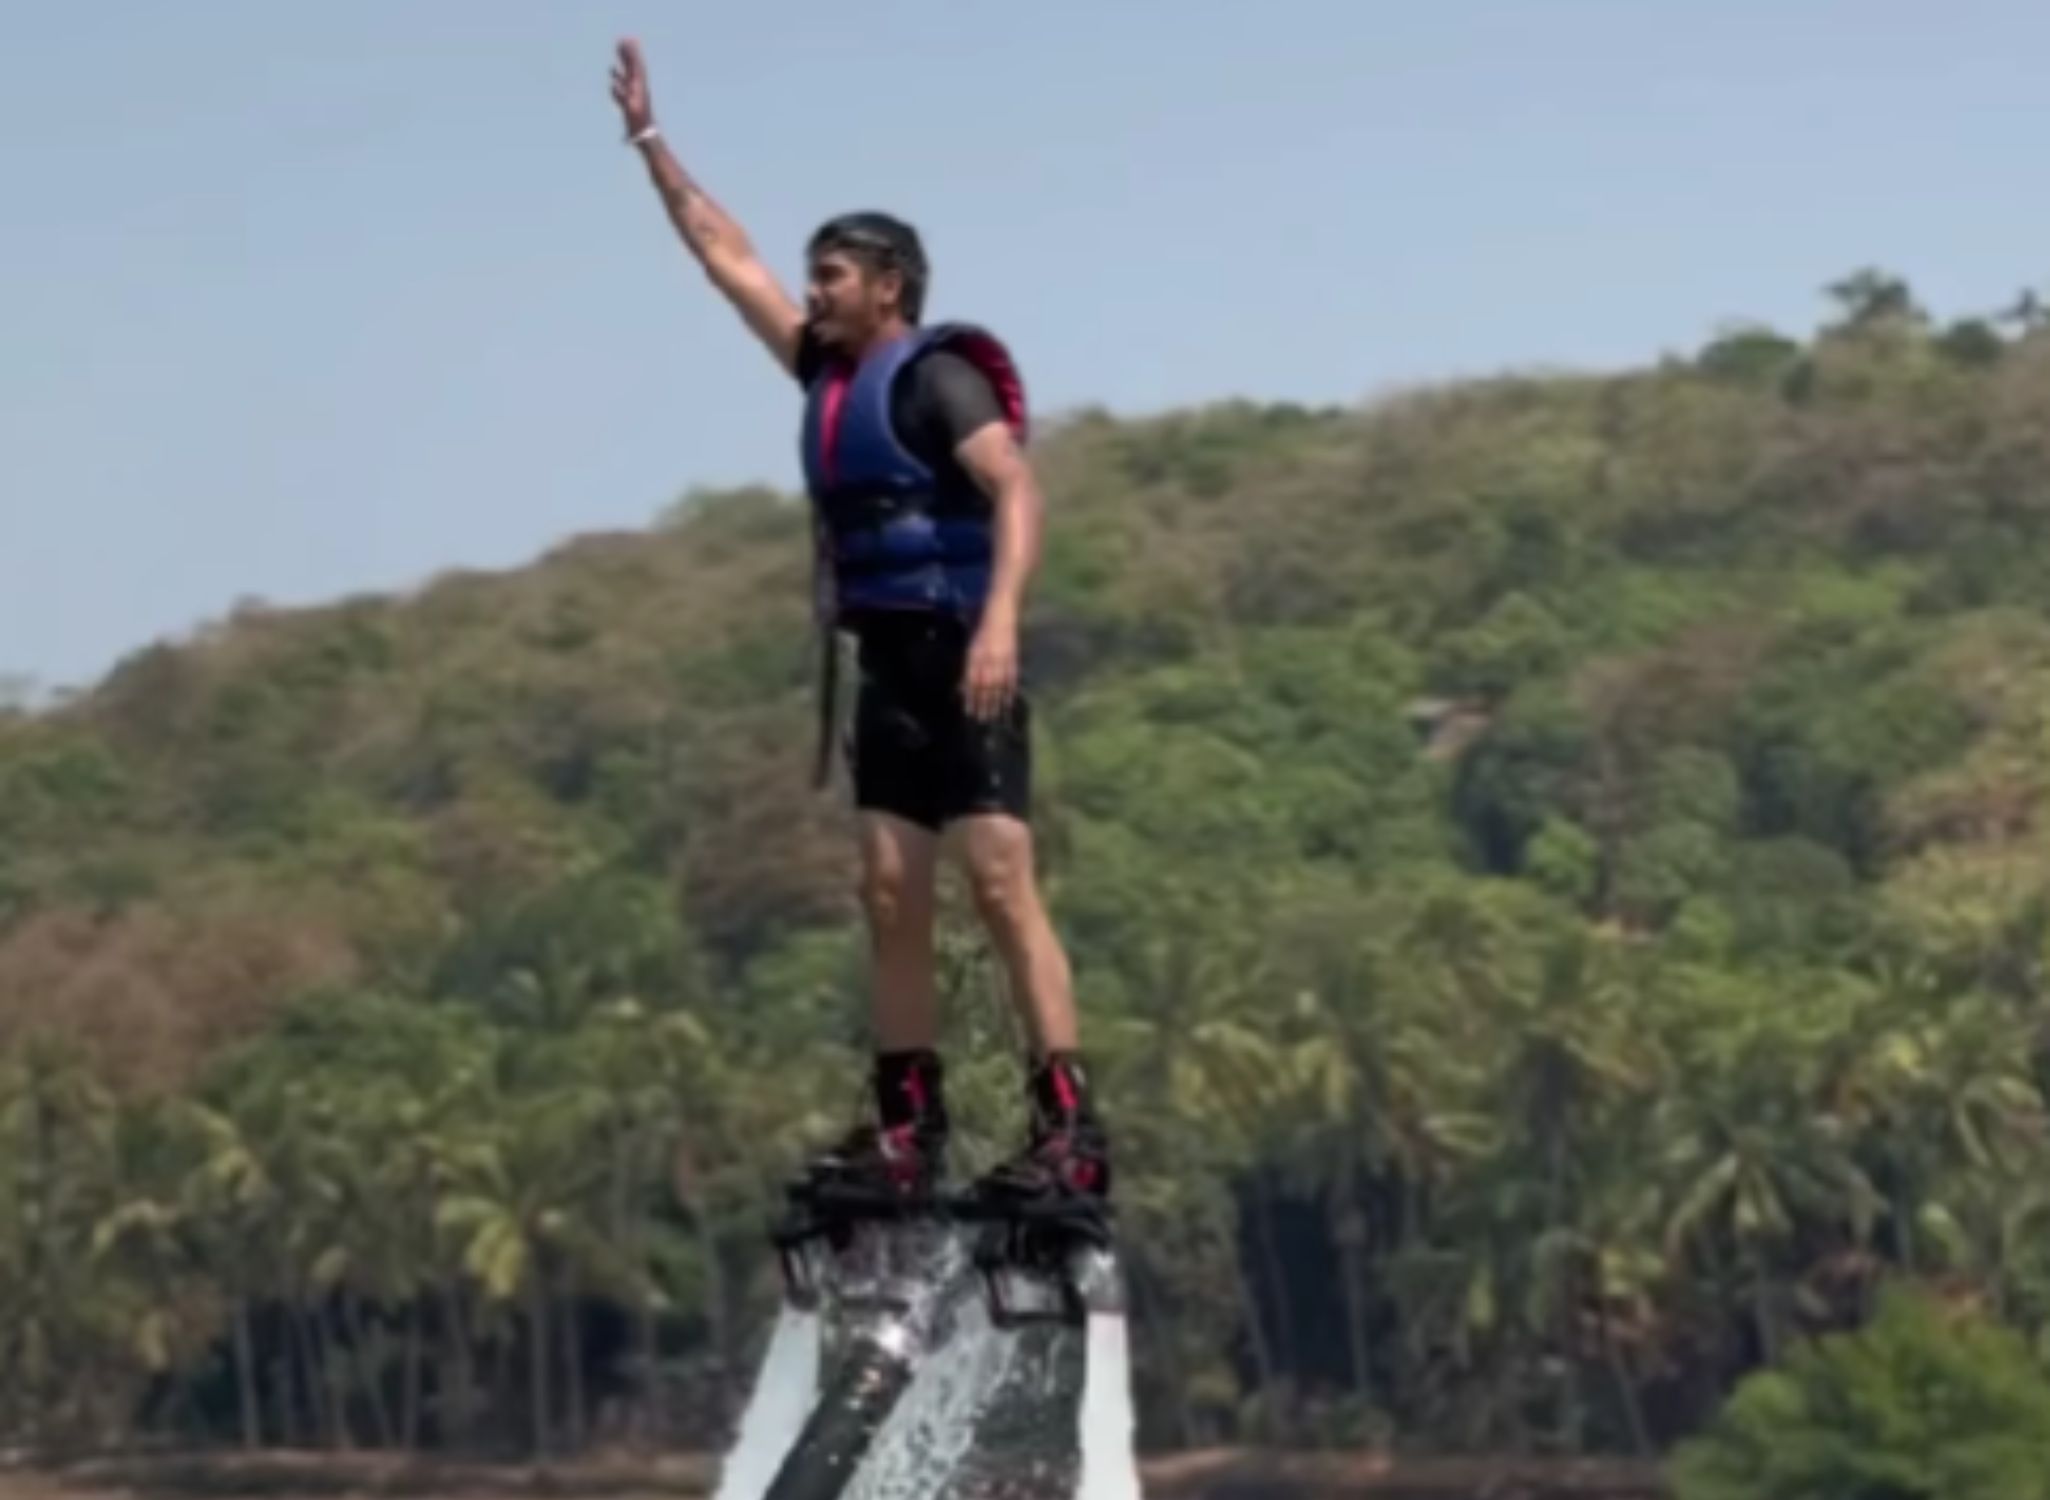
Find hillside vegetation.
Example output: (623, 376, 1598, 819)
(4, 272, 2050, 1468)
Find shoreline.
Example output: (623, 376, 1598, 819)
(1, 1447, 1669, 1499)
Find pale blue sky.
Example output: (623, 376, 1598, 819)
(5, 0, 2046, 695)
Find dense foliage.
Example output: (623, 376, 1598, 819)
(1668, 1285, 2050, 1499)
(5, 272, 2050, 1466)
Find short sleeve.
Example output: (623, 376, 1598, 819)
(902, 350, 1006, 459)
(793, 324, 827, 386)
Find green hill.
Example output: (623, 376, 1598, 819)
(4, 271, 2050, 1464)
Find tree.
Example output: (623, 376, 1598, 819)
(1669, 1284, 2050, 1500)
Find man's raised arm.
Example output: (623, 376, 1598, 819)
(610, 40, 805, 375)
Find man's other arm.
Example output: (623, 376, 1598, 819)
(954, 419, 1041, 632)
(920, 354, 1041, 718)
(917, 355, 1042, 628)
(611, 40, 804, 375)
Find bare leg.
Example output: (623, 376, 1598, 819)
(947, 813, 1076, 1052)
(857, 811, 943, 1050)
(949, 812, 1110, 1197)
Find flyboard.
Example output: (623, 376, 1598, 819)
(711, 1164, 1139, 1500)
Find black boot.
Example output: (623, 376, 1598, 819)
(981, 1051, 1112, 1203)
(808, 1048, 949, 1197)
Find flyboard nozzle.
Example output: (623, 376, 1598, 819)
(763, 1311, 923, 1500)
(763, 1205, 967, 1500)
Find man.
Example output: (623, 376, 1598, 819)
(609, 39, 1109, 1206)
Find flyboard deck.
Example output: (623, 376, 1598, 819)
(711, 1172, 1133, 1500)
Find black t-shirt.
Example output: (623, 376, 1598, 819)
(796, 327, 1006, 509)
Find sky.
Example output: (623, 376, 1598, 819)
(5, 0, 2047, 697)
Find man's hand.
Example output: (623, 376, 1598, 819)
(610, 39, 655, 139)
(963, 608, 1020, 723)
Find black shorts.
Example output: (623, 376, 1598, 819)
(844, 612, 1032, 831)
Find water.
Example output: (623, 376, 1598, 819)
(841, 1283, 1018, 1500)
(1076, 1313, 1141, 1500)
(943, 1313, 1081, 1500)
(715, 1226, 1139, 1500)
(713, 1305, 823, 1500)
(906, 1242, 1141, 1500)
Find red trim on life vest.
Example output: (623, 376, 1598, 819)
(942, 328, 1028, 442)
(816, 366, 853, 488)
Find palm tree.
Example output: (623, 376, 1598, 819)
(0, 1032, 122, 1443)
(1484, 926, 1659, 1451)
(1657, 978, 1883, 1368)
(435, 1041, 625, 1458)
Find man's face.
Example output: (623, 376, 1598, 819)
(805, 249, 899, 353)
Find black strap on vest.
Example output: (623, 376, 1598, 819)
(809, 514, 839, 790)
(811, 622, 838, 790)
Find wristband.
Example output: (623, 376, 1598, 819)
(629, 124, 660, 146)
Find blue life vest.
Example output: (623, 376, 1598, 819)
(799, 322, 1028, 624)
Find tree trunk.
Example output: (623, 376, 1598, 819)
(21, 1092, 52, 1441)
(1752, 1257, 1779, 1366)
(490, 1311, 515, 1450)
(320, 1300, 357, 1449)
(1250, 1181, 1296, 1438)
(1130, 1258, 1202, 1448)
(1338, 1229, 1373, 1400)
(233, 1300, 262, 1448)
(636, 1272, 660, 1447)
(528, 1274, 552, 1457)
(401, 1298, 424, 1451)
(630, 1132, 659, 1446)
(1333, 1154, 1374, 1403)
(292, 1300, 331, 1448)
(1231, 1237, 1281, 1439)
(169, 1304, 212, 1442)
(344, 1294, 397, 1447)
(271, 1349, 300, 1448)
(560, 1279, 587, 1454)
(1546, 1125, 1585, 1454)
(697, 1211, 732, 1425)
(1600, 1299, 1652, 1459)
(442, 1281, 477, 1452)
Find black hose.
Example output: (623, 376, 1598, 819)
(764, 1320, 919, 1500)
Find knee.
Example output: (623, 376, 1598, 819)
(860, 859, 925, 935)
(965, 833, 1039, 934)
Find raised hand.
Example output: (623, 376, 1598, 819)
(607, 36, 806, 374)
(609, 39, 654, 138)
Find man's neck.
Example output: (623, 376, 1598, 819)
(852, 317, 912, 360)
